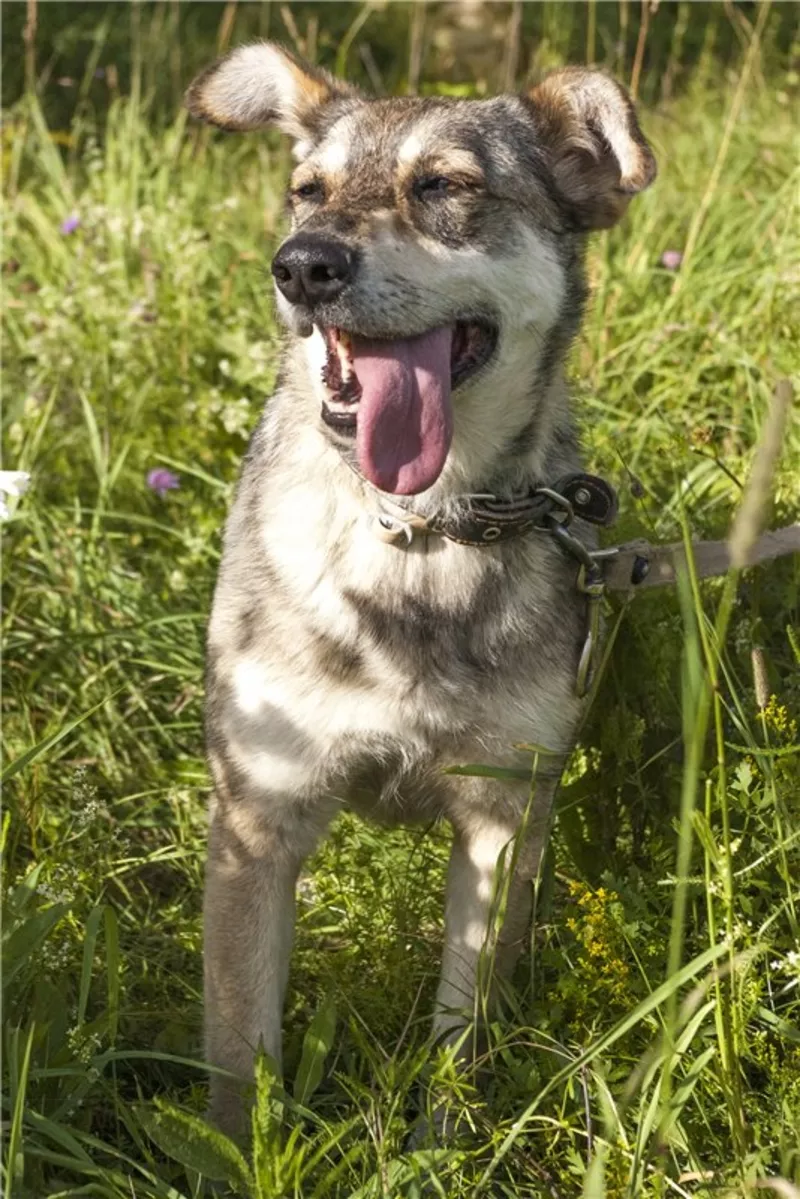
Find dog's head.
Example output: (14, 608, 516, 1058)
(187, 45, 655, 496)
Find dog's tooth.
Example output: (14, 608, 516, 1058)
(336, 337, 353, 379)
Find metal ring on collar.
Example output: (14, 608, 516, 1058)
(534, 487, 574, 526)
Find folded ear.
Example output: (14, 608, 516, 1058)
(527, 68, 656, 230)
(185, 42, 359, 141)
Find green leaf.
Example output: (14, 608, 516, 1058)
(151, 452, 231, 491)
(293, 994, 337, 1107)
(2, 903, 69, 990)
(661, 1045, 717, 1137)
(137, 1100, 253, 1191)
(443, 764, 532, 782)
(787, 622, 800, 666)
(78, 904, 106, 1027)
(2, 691, 123, 782)
(5, 863, 45, 912)
(582, 1145, 607, 1199)
(252, 1050, 284, 1179)
(78, 390, 107, 484)
(5, 1023, 35, 1196)
(104, 905, 120, 1044)
(756, 1005, 800, 1045)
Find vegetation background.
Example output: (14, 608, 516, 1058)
(2, 2, 798, 1196)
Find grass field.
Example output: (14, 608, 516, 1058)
(2, 5, 800, 1197)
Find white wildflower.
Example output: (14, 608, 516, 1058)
(0, 470, 30, 520)
(221, 398, 251, 436)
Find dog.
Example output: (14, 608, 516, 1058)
(185, 42, 656, 1136)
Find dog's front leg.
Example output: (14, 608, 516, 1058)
(433, 786, 556, 1052)
(204, 796, 322, 1138)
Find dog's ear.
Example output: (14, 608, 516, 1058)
(527, 68, 656, 230)
(185, 42, 359, 143)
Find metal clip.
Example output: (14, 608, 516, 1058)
(575, 561, 606, 697)
(535, 487, 575, 526)
(547, 519, 595, 569)
(576, 583, 604, 697)
(576, 561, 605, 597)
(372, 514, 414, 546)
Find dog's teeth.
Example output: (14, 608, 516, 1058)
(325, 398, 358, 415)
(336, 337, 353, 378)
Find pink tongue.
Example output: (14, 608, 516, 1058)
(352, 326, 453, 495)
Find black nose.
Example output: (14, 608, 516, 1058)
(271, 234, 354, 306)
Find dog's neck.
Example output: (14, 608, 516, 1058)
(279, 333, 581, 518)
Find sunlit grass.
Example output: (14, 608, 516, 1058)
(2, 13, 799, 1198)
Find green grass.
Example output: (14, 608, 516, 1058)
(3, 11, 800, 1198)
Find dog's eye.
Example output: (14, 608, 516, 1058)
(414, 175, 457, 200)
(291, 180, 324, 202)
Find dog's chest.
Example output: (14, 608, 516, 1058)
(259, 490, 573, 740)
(209, 461, 583, 805)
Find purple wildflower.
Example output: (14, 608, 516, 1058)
(60, 213, 80, 235)
(94, 68, 106, 79)
(660, 249, 683, 271)
(146, 467, 180, 497)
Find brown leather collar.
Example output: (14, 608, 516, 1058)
(377, 473, 618, 548)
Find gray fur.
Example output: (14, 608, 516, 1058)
(188, 42, 655, 1136)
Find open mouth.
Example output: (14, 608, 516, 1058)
(319, 319, 498, 495)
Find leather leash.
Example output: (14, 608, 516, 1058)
(368, 473, 798, 698)
(598, 524, 800, 593)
